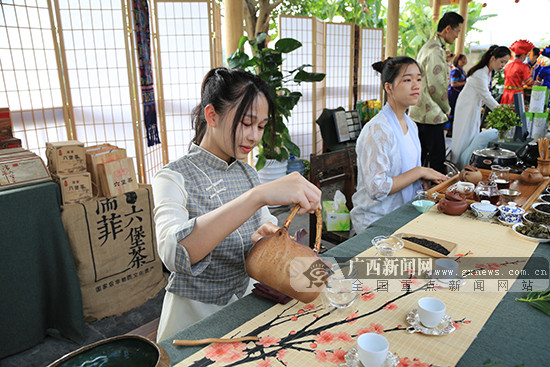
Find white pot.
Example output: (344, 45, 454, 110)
(257, 159, 288, 185)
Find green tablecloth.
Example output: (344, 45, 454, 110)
(160, 204, 550, 366)
(0, 182, 84, 358)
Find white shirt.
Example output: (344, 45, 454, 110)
(451, 66, 499, 166)
(351, 110, 422, 234)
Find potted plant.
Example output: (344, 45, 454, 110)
(485, 105, 520, 142)
(227, 33, 325, 174)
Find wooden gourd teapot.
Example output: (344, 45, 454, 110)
(246, 206, 326, 303)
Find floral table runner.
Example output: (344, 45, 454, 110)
(178, 208, 540, 366)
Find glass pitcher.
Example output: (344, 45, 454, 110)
(474, 180, 501, 205)
(490, 165, 511, 190)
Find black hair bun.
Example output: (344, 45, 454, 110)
(372, 57, 392, 74)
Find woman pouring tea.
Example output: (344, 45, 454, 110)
(152, 67, 321, 342)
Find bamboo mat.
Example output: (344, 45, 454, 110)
(177, 207, 540, 366)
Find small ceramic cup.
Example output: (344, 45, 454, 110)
(498, 202, 525, 225)
(470, 200, 499, 221)
(357, 333, 389, 367)
(433, 258, 459, 283)
(417, 297, 446, 328)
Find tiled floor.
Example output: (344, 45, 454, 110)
(1, 205, 325, 367)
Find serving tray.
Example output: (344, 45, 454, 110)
(397, 233, 458, 258)
(427, 169, 550, 211)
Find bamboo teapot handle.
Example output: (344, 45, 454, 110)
(283, 205, 322, 254)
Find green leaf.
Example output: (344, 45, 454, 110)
(275, 38, 302, 53)
(255, 155, 266, 170)
(529, 300, 550, 316)
(237, 35, 249, 51)
(294, 70, 326, 82)
(253, 33, 268, 46)
(227, 52, 250, 69)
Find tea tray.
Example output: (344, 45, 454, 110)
(427, 169, 550, 211)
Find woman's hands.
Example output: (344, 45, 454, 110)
(253, 172, 322, 215)
(418, 166, 449, 185)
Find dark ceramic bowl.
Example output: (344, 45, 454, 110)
(539, 194, 550, 203)
(47, 335, 170, 367)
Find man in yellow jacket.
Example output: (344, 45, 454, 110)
(409, 12, 464, 173)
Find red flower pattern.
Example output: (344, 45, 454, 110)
(204, 342, 247, 363)
(362, 285, 373, 292)
(257, 336, 280, 347)
(346, 312, 359, 324)
(276, 349, 287, 361)
(335, 332, 352, 342)
(361, 292, 375, 301)
(314, 331, 336, 344)
(327, 348, 347, 363)
(357, 323, 384, 335)
(304, 304, 316, 310)
(398, 356, 430, 367)
(384, 302, 398, 310)
(314, 350, 328, 362)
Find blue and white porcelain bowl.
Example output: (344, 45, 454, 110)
(498, 202, 525, 225)
(470, 200, 498, 221)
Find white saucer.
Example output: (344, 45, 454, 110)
(406, 308, 455, 335)
(426, 271, 466, 288)
(343, 348, 399, 367)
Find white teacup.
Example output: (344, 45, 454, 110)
(417, 297, 446, 328)
(450, 181, 475, 195)
(434, 258, 459, 283)
(357, 333, 389, 367)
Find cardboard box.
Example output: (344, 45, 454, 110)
(52, 172, 93, 205)
(0, 152, 51, 190)
(322, 200, 351, 231)
(97, 157, 139, 197)
(0, 107, 13, 139)
(0, 137, 22, 149)
(85, 146, 126, 195)
(46, 140, 86, 174)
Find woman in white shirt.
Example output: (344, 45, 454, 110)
(450, 45, 511, 167)
(351, 57, 449, 234)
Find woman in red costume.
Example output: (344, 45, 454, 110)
(501, 39, 535, 105)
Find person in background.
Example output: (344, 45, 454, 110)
(524, 47, 540, 102)
(351, 57, 448, 234)
(152, 67, 321, 342)
(500, 39, 535, 105)
(446, 53, 468, 137)
(526, 47, 540, 78)
(451, 46, 511, 167)
(534, 45, 550, 89)
(409, 12, 464, 174)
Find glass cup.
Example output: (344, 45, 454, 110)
(490, 165, 511, 190)
(324, 274, 358, 310)
(371, 235, 404, 257)
(323, 262, 358, 310)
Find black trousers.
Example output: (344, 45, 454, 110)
(416, 122, 446, 174)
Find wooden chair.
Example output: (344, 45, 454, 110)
(308, 146, 357, 249)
